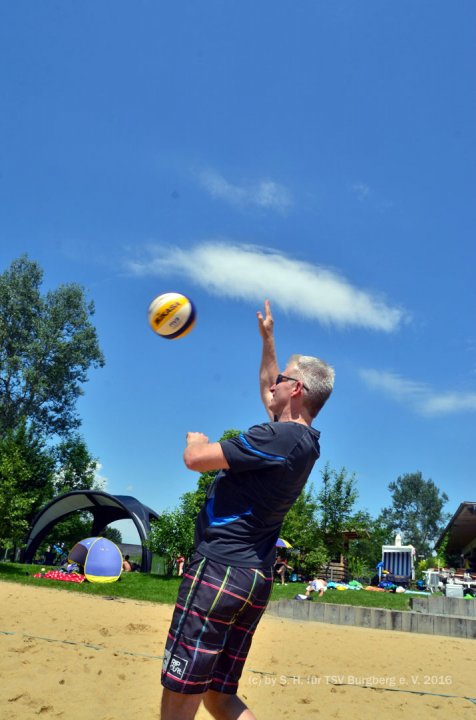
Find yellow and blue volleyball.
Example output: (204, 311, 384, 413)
(147, 292, 197, 339)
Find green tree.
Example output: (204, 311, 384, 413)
(41, 437, 106, 552)
(0, 255, 104, 437)
(148, 508, 196, 573)
(317, 463, 359, 558)
(0, 423, 54, 547)
(383, 471, 450, 557)
(52, 433, 98, 494)
(102, 526, 123, 545)
(280, 484, 321, 552)
(0, 256, 104, 551)
(299, 545, 330, 577)
(345, 511, 393, 579)
(279, 484, 329, 576)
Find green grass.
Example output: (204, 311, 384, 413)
(0, 562, 182, 604)
(270, 581, 412, 610)
(1, 562, 417, 611)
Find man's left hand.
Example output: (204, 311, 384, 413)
(186, 432, 209, 446)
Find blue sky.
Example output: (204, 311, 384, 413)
(1, 2, 475, 545)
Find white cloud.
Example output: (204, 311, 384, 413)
(127, 241, 406, 332)
(198, 169, 292, 212)
(421, 393, 476, 415)
(360, 369, 476, 417)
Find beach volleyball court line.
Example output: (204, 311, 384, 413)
(0, 629, 162, 660)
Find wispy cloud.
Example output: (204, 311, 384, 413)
(198, 169, 292, 212)
(350, 181, 393, 212)
(127, 242, 407, 332)
(352, 182, 371, 201)
(360, 369, 476, 417)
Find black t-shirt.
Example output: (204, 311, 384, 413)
(194, 421, 321, 568)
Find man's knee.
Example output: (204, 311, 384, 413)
(203, 690, 232, 712)
(160, 687, 203, 720)
(203, 690, 250, 718)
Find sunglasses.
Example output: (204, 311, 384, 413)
(275, 374, 309, 391)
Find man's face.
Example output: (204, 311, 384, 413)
(268, 366, 299, 415)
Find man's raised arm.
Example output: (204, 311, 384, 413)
(257, 300, 279, 419)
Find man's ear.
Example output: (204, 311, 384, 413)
(291, 380, 305, 396)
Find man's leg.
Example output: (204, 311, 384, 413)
(160, 688, 203, 720)
(203, 690, 256, 720)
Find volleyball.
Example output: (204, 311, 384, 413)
(147, 292, 196, 339)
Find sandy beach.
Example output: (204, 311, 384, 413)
(1, 581, 474, 719)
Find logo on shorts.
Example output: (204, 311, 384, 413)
(163, 649, 188, 678)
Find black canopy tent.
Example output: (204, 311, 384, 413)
(23, 490, 159, 572)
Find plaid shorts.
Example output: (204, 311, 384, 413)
(161, 554, 273, 695)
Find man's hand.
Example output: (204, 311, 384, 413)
(186, 432, 209, 446)
(257, 299, 274, 340)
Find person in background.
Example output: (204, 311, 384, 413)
(305, 576, 328, 598)
(274, 554, 294, 586)
(176, 554, 185, 576)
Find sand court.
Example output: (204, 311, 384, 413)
(0, 582, 474, 719)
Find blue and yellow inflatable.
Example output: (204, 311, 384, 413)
(68, 537, 123, 583)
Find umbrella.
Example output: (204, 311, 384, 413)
(276, 538, 292, 548)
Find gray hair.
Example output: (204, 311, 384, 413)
(288, 354, 335, 418)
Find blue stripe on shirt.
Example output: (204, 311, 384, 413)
(239, 433, 286, 461)
(206, 498, 252, 527)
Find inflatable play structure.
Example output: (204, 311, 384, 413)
(381, 534, 415, 582)
(23, 490, 159, 572)
(69, 537, 123, 583)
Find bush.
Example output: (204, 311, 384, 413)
(299, 545, 329, 577)
(347, 556, 373, 583)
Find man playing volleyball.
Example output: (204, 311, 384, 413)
(161, 300, 334, 720)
